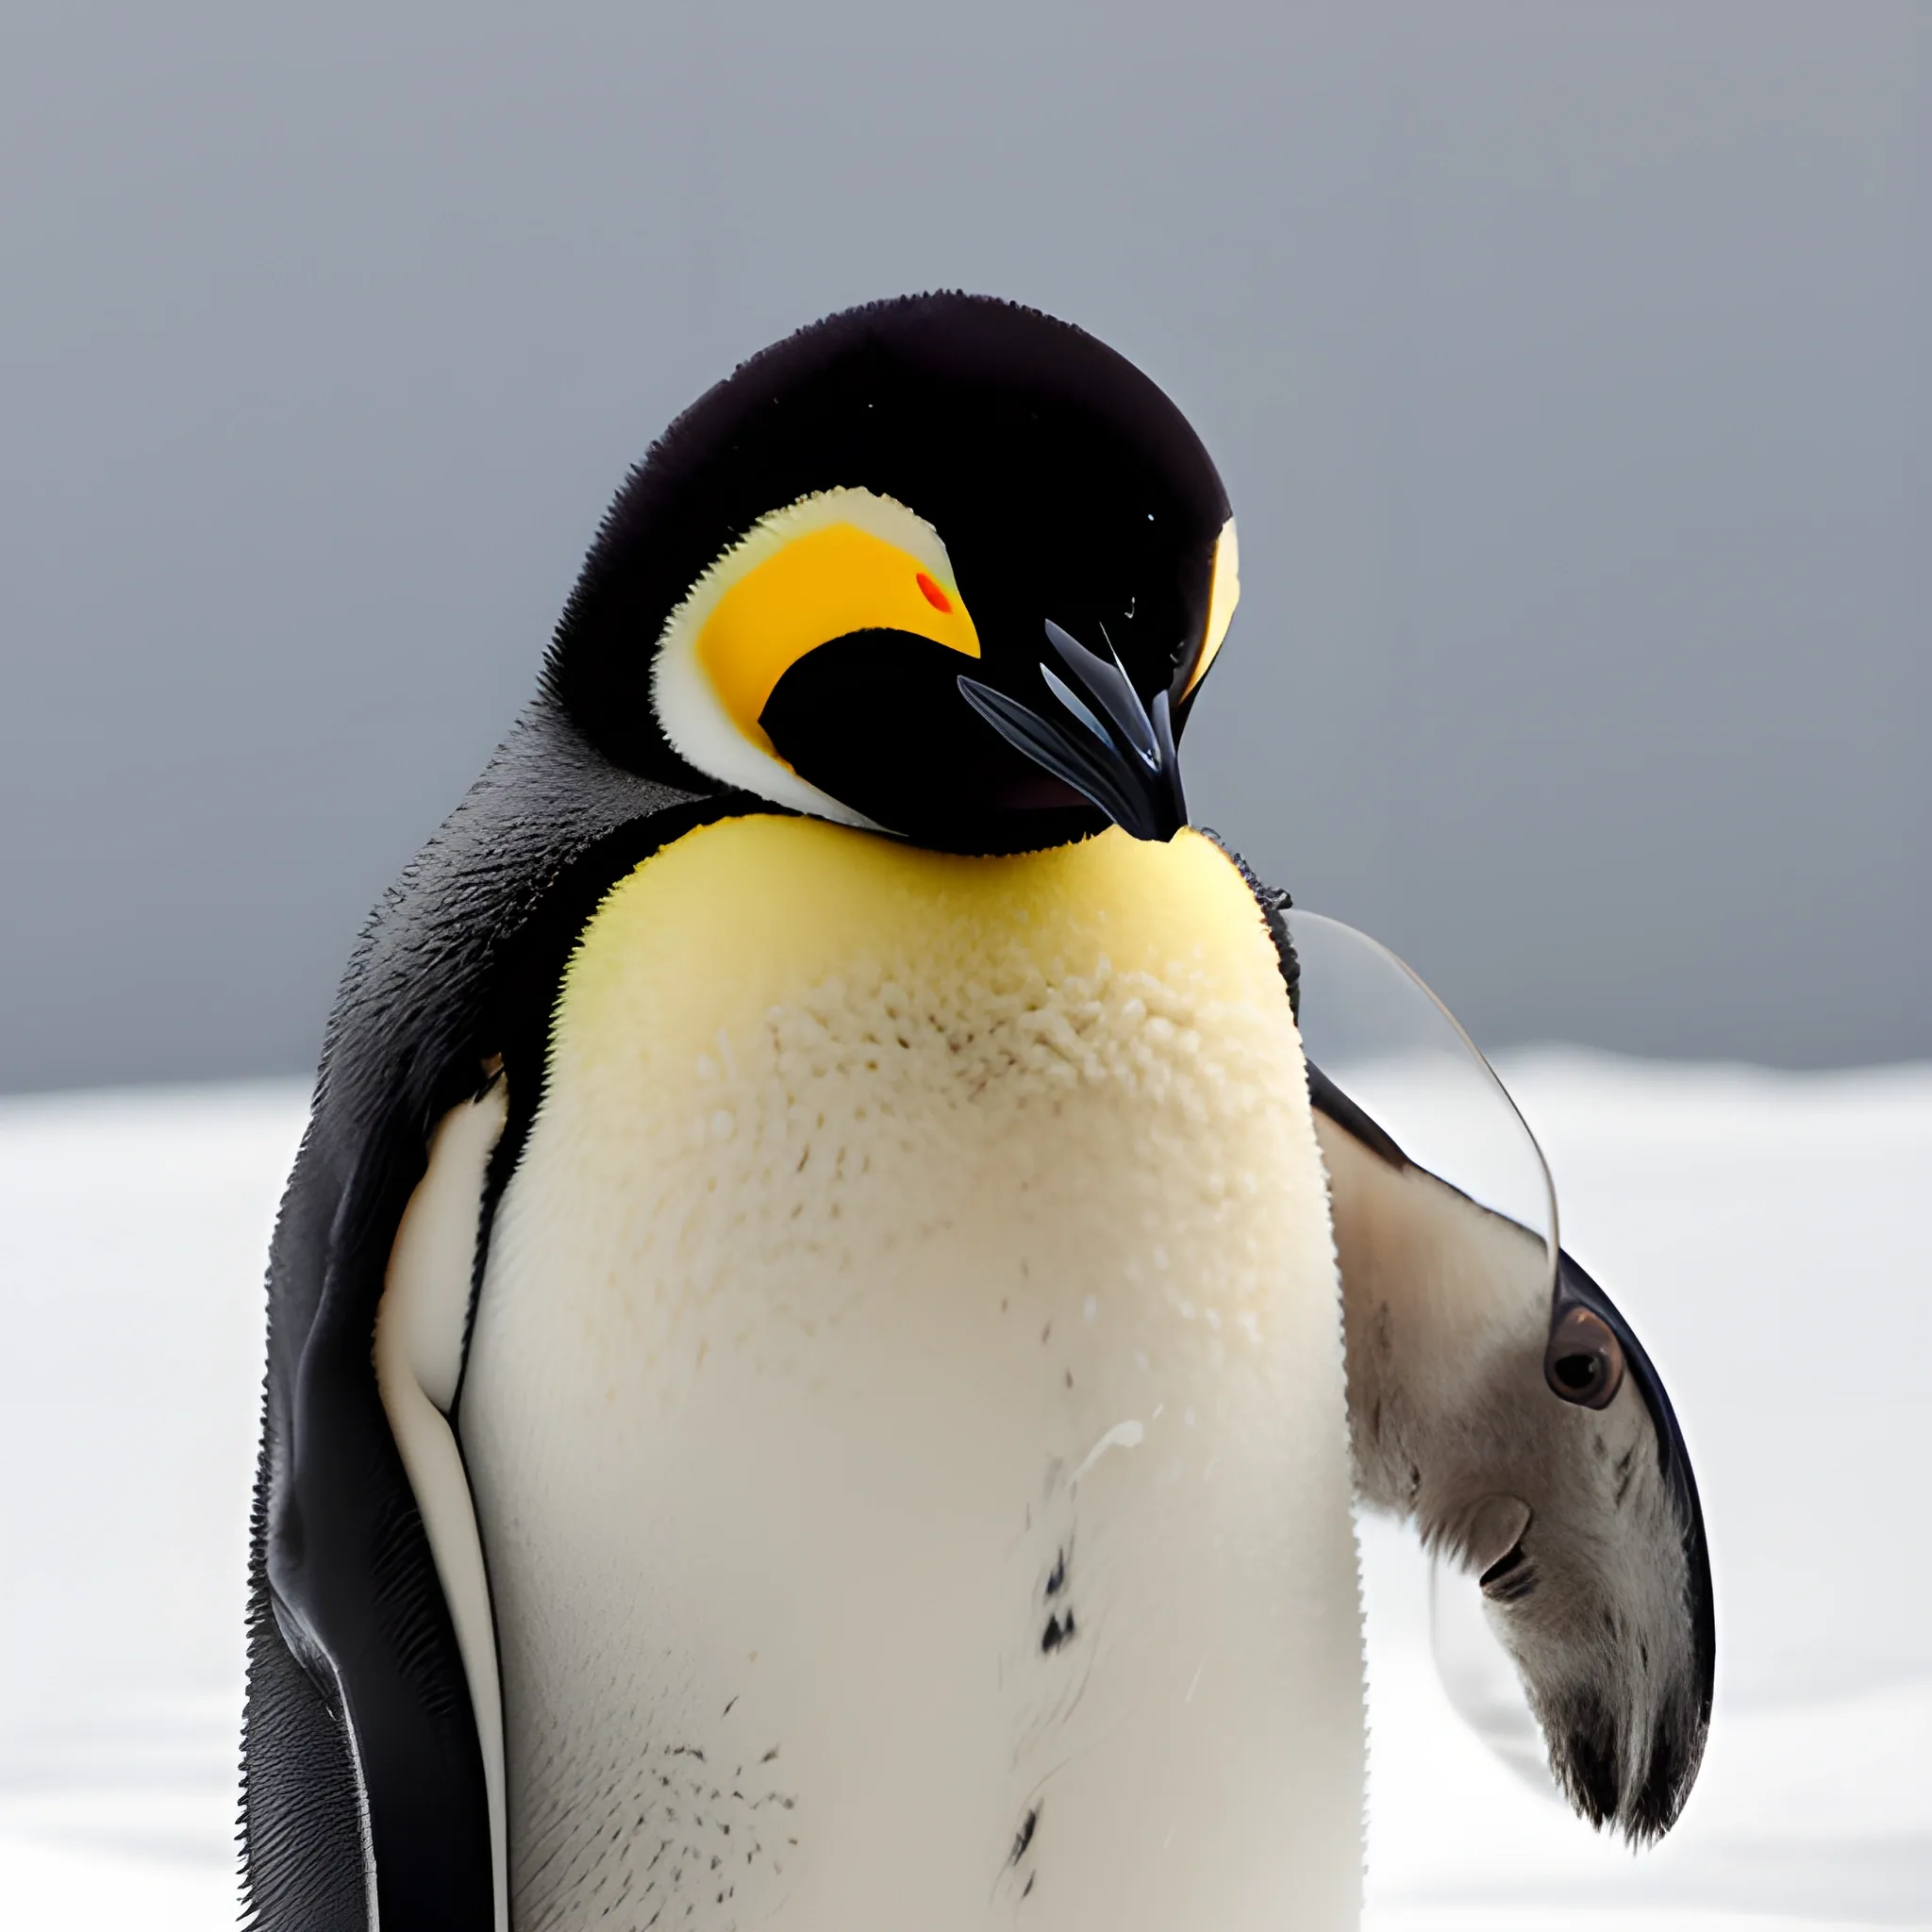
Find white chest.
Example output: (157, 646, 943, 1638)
(458, 821, 1363, 1932)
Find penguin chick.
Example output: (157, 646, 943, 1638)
(1310, 1072, 1714, 1841)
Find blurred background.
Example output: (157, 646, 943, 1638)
(4, 0, 1926, 1093)
(2, 3, 1926, 1928)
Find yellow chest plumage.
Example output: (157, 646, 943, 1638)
(460, 818, 1363, 1931)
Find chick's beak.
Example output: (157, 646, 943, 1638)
(958, 620, 1189, 841)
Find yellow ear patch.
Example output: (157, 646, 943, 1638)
(696, 523, 982, 753)
(1182, 518, 1240, 699)
(651, 486, 983, 826)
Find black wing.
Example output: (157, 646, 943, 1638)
(241, 695, 739, 1932)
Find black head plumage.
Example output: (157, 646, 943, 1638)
(548, 292, 1234, 852)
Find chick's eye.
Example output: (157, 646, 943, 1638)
(1543, 1306, 1625, 1410)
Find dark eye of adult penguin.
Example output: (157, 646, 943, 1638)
(548, 295, 1238, 848)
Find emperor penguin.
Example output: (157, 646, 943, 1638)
(240, 293, 1713, 1932)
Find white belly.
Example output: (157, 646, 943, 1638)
(459, 820, 1363, 1932)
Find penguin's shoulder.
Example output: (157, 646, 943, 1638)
(243, 705, 727, 1932)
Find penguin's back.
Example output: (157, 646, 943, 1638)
(460, 818, 1362, 1931)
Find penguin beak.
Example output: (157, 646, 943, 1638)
(957, 621, 1189, 841)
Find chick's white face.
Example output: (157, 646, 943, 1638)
(1434, 1307, 1706, 1840)
(1321, 1115, 1710, 1841)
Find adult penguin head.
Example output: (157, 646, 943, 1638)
(547, 292, 1239, 854)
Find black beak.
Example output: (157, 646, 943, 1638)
(958, 620, 1189, 841)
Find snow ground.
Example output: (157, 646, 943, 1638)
(0, 1055, 1926, 1929)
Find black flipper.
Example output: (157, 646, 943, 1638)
(241, 698, 737, 1931)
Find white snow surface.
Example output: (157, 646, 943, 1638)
(0, 1053, 1927, 1929)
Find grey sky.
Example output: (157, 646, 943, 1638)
(3, 0, 1926, 1091)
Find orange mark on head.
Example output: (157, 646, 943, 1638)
(915, 572, 952, 614)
